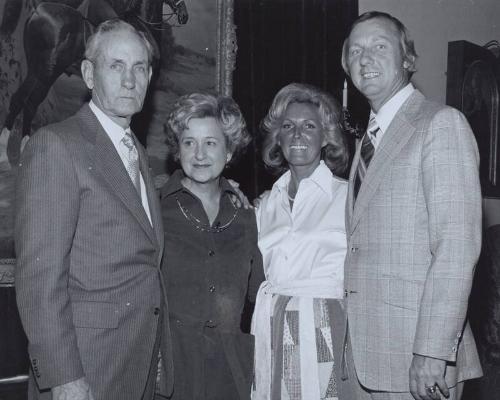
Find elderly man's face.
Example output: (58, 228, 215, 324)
(82, 29, 152, 128)
(346, 17, 409, 112)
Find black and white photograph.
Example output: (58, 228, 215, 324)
(1, 0, 500, 399)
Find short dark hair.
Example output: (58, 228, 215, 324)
(341, 11, 418, 79)
(165, 92, 250, 164)
(261, 83, 349, 175)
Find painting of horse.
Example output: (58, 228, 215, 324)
(0, 0, 188, 166)
(0, 0, 235, 266)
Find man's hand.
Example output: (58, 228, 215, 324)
(52, 377, 94, 400)
(227, 179, 252, 209)
(409, 354, 449, 400)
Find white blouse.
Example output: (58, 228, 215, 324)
(256, 160, 347, 295)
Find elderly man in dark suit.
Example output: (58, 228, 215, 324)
(14, 19, 172, 400)
(341, 11, 482, 400)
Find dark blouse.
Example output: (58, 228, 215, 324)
(160, 170, 264, 400)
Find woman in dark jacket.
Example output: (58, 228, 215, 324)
(160, 93, 264, 400)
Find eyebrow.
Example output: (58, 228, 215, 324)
(182, 136, 221, 140)
(108, 58, 148, 66)
(349, 34, 392, 46)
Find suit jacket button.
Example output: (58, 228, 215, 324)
(209, 285, 216, 293)
(154, 307, 160, 315)
(205, 319, 216, 328)
(208, 250, 215, 257)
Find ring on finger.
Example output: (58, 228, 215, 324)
(425, 384, 438, 394)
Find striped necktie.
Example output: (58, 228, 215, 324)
(354, 116, 379, 200)
(121, 130, 141, 198)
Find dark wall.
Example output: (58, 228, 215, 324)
(0, 286, 28, 379)
(229, 0, 363, 198)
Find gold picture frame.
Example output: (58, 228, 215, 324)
(216, 0, 237, 96)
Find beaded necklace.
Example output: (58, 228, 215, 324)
(175, 194, 239, 233)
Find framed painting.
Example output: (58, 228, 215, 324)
(0, 0, 237, 284)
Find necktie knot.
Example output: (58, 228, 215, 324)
(367, 116, 380, 137)
(121, 130, 141, 197)
(354, 117, 377, 201)
(122, 131, 135, 150)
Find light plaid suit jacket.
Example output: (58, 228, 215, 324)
(15, 105, 173, 400)
(344, 90, 483, 392)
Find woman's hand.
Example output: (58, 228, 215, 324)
(154, 173, 170, 190)
(253, 190, 271, 209)
(227, 179, 253, 209)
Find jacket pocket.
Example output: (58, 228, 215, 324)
(72, 301, 120, 329)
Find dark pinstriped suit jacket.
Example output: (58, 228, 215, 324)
(14, 104, 173, 400)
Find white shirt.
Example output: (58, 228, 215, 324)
(369, 83, 415, 149)
(256, 161, 347, 290)
(89, 101, 152, 224)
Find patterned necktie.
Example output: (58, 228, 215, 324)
(121, 131, 141, 198)
(354, 116, 379, 200)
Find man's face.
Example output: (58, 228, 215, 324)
(346, 18, 409, 112)
(82, 29, 152, 128)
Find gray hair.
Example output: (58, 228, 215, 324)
(341, 11, 418, 79)
(84, 19, 154, 65)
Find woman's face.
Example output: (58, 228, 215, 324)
(278, 102, 326, 172)
(179, 117, 232, 186)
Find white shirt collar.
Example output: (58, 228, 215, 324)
(372, 83, 414, 136)
(273, 161, 335, 201)
(89, 100, 130, 147)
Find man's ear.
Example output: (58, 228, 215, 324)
(81, 59, 95, 90)
(403, 55, 415, 70)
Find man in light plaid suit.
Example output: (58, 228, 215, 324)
(341, 11, 483, 400)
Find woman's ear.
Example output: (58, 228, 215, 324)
(226, 152, 233, 163)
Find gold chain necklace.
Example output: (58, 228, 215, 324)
(175, 194, 239, 233)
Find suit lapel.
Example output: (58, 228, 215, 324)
(76, 105, 158, 247)
(349, 91, 424, 233)
(346, 138, 361, 232)
(136, 137, 164, 264)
